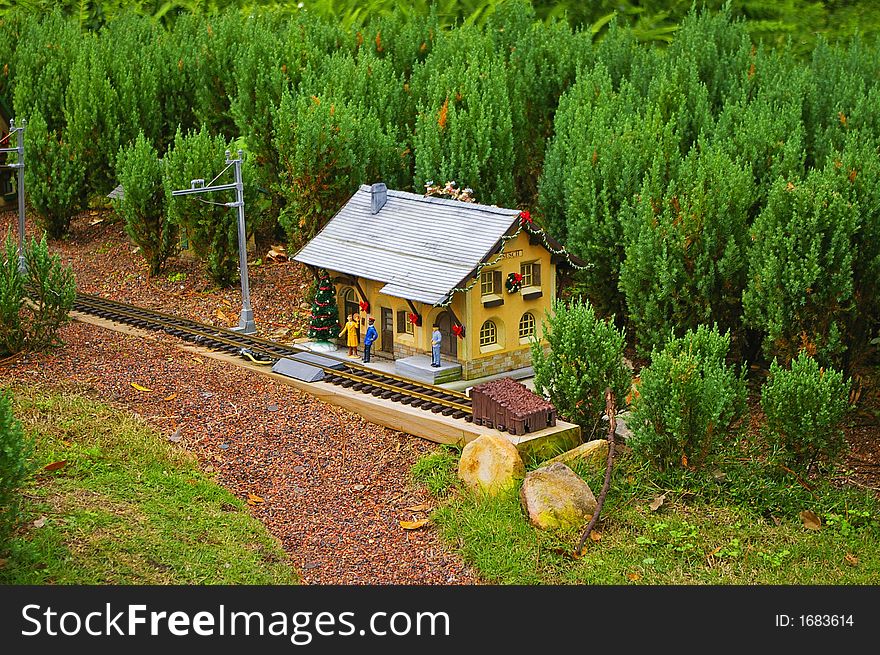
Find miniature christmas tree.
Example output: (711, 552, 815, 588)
(307, 271, 340, 342)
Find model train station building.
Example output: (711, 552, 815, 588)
(293, 183, 584, 381)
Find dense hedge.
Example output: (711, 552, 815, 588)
(2, 3, 879, 361)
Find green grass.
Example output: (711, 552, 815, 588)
(415, 446, 880, 584)
(0, 384, 296, 585)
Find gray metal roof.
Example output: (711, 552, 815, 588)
(107, 184, 124, 200)
(293, 185, 522, 305)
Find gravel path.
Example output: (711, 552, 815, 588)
(2, 208, 478, 583)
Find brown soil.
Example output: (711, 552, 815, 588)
(1, 208, 477, 584)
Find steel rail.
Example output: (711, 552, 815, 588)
(72, 293, 472, 417)
(76, 292, 471, 401)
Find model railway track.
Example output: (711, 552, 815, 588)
(71, 293, 473, 420)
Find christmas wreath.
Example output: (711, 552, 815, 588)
(505, 272, 524, 294)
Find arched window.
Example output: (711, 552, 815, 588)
(479, 320, 497, 347)
(340, 287, 359, 325)
(519, 312, 536, 340)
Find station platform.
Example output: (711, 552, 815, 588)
(294, 340, 535, 392)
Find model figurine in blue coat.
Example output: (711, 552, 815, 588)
(363, 317, 378, 363)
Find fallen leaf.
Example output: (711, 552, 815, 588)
(167, 428, 182, 443)
(33, 516, 46, 528)
(589, 530, 601, 542)
(626, 572, 641, 581)
(845, 553, 859, 567)
(400, 519, 429, 530)
(649, 493, 666, 511)
(204, 465, 215, 473)
(681, 454, 689, 468)
(770, 515, 782, 526)
(0, 558, 7, 568)
(221, 299, 232, 307)
(403, 503, 431, 512)
(192, 357, 204, 365)
(130, 382, 152, 392)
(43, 461, 67, 472)
(267, 244, 288, 261)
(708, 545, 723, 557)
(247, 493, 265, 505)
(163, 393, 178, 401)
(800, 509, 821, 531)
(216, 308, 230, 322)
(89, 217, 104, 226)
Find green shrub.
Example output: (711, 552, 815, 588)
(272, 92, 400, 248)
(530, 298, 630, 437)
(0, 233, 24, 353)
(538, 66, 680, 317)
(412, 27, 515, 207)
(0, 231, 77, 355)
(115, 133, 176, 276)
(761, 352, 850, 477)
(22, 110, 85, 239)
(0, 390, 32, 551)
(63, 34, 120, 201)
(743, 169, 858, 367)
(487, 0, 581, 204)
(11, 10, 78, 133)
(619, 146, 753, 355)
(100, 12, 165, 152)
(630, 324, 747, 472)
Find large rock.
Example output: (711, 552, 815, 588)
(544, 439, 609, 469)
(458, 433, 525, 495)
(520, 462, 597, 530)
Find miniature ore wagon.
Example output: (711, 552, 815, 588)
(470, 377, 556, 435)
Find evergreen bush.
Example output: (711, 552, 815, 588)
(100, 12, 165, 152)
(0, 390, 32, 551)
(272, 92, 400, 248)
(539, 67, 680, 316)
(530, 298, 630, 437)
(743, 169, 858, 367)
(115, 133, 176, 276)
(411, 27, 515, 207)
(0, 231, 76, 355)
(761, 352, 850, 477)
(63, 34, 121, 201)
(619, 145, 753, 354)
(629, 325, 747, 472)
(21, 111, 85, 239)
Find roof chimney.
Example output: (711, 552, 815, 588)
(370, 182, 387, 214)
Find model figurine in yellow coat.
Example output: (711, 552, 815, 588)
(340, 314, 359, 357)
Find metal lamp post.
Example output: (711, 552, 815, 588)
(0, 118, 26, 272)
(171, 149, 256, 334)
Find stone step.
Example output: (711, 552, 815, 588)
(395, 355, 462, 384)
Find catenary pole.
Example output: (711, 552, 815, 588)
(171, 149, 255, 334)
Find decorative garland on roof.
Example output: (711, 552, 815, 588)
(431, 211, 592, 308)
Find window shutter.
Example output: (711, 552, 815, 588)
(397, 310, 406, 333)
(493, 270, 501, 294)
(532, 263, 541, 287)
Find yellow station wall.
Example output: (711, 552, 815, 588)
(328, 231, 555, 378)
